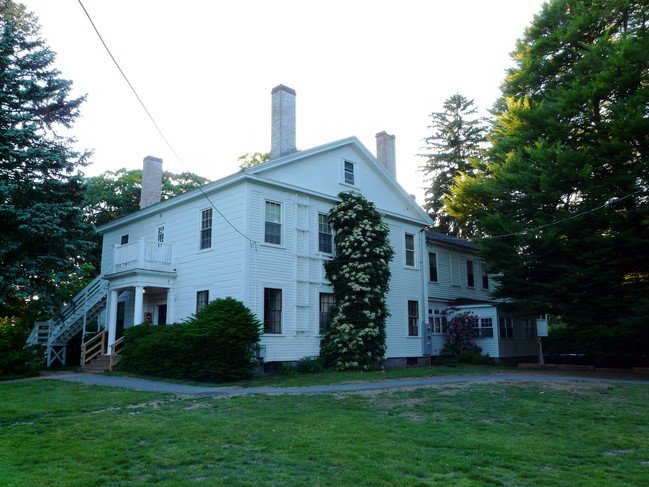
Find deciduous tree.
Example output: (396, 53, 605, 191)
(446, 0, 649, 362)
(321, 192, 394, 370)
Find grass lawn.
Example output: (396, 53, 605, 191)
(106, 363, 529, 388)
(1, 378, 648, 486)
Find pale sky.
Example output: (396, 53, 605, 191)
(20, 0, 547, 203)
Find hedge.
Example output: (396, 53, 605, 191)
(120, 297, 261, 381)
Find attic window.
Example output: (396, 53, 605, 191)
(120, 234, 129, 245)
(344, 161, 355, 185)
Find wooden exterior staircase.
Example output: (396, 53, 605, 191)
(26, 276, 109, 366)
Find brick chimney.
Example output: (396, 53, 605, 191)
(271, 84, 296, 159)
(376, 131, 396, 178)
(140, 155, 163, 209)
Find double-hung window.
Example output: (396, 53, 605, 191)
(319, 293, 335, 334)
(429, 252, 438, 282)
(196, 290, 209, 312)
(200, 208, 213, 250)
(499, 317, 514, 339)
(264, 288, 282, 334)
(523, 319, 536, 339)
(481, 263, 489, 289)
(466, 260, 475, 287)
(264, 201, 282, 245)
(157, 225, 165, 244)
(344, 161, 355, 185)
(405, 233, 415, 267)
(318, 213, 333, 254)
(480, 318, 494, 338)
(408, 300, 419, 336)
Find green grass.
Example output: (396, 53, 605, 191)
(1, 379, 648, 486)
(106, 363, 513, 388)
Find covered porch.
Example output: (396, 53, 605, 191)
(82, 267, 176, 371)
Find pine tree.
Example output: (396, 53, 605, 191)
(321, 192, 394, 370)
(0, 1, 94, 318)
(420, 94, 487, 236)
(446, 0, 649, 361)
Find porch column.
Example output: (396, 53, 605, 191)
(134, 286, 144, 327)
(166, 288, 174, 324)
(107, 290, 119, 353)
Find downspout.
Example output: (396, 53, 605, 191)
(419, 228, 429, 357)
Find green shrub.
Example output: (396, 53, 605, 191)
(120, 297, 261, 381)
(0, 321, 43, 378)
(296, 356, 326, 374)
(443, 350, 494, 365)
(277, 362, 297, 375)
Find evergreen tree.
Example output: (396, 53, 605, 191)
(321, 192, 394, 370)
(0, 1, 94, 318)
(420, 94, 487, 236)
(446, 0, 649, 361)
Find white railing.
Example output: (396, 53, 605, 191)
(114, 240, 173, 272)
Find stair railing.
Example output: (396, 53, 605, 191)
(50, 276, 108, 342)
(82, 331, 107, 367)
(109, 337, 125, 372)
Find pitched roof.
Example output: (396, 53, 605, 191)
(425, 230, 478, 250)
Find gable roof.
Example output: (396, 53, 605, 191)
(246, 136, 432, 225)
(426, 231, 478, 250)
(98, 136, 432, 232)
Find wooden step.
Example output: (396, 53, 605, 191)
(82, 354, 117, 373)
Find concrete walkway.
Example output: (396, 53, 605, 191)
(49, 372, 649, 396)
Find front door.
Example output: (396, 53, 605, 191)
(116, 301, 126, 339)
(157, 304, 167, 325)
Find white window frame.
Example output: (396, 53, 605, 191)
(479, 317, 494, 338)
(120, 234, 129, 246)
(405, 233, 416, 268)
(429, 252, 438, 282)
(466, 260, 475, 288)
(499, 317, 514, 339)
(429, 308, 447, 334)
(199, 207, 213, 251)
(318, 213, 333, 254)
(407, 300, 419, 336)
(263, 287, 283, 334)
(481, 263, 489, 289)
(264, 200, 283, 246)
(319, 292, 335, 335)
(342, 160, 356, 186)
(523, 319, 536, 339)
(156, 224, 165, 244)
(196, 290, 209, 312)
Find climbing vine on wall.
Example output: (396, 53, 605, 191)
(321, 191, 394, 370)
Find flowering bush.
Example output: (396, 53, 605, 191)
(321, 192, 394, 370)
(440, 306, 482, 357)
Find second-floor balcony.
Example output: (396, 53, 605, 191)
(113, 240, 174, 274)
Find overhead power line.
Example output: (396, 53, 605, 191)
(77, 0, 254, 245)
(476, 189, 645, 240)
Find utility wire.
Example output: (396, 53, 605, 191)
(77, 0, 255, 245)
(474, 189, 645, 240)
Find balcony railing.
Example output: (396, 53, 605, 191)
(114, 240, 173, 273)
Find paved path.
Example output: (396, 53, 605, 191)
(49, 372, 649, 396)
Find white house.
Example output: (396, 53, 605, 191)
(28, 85, 541, 369)
(424, 231, 541, 363)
